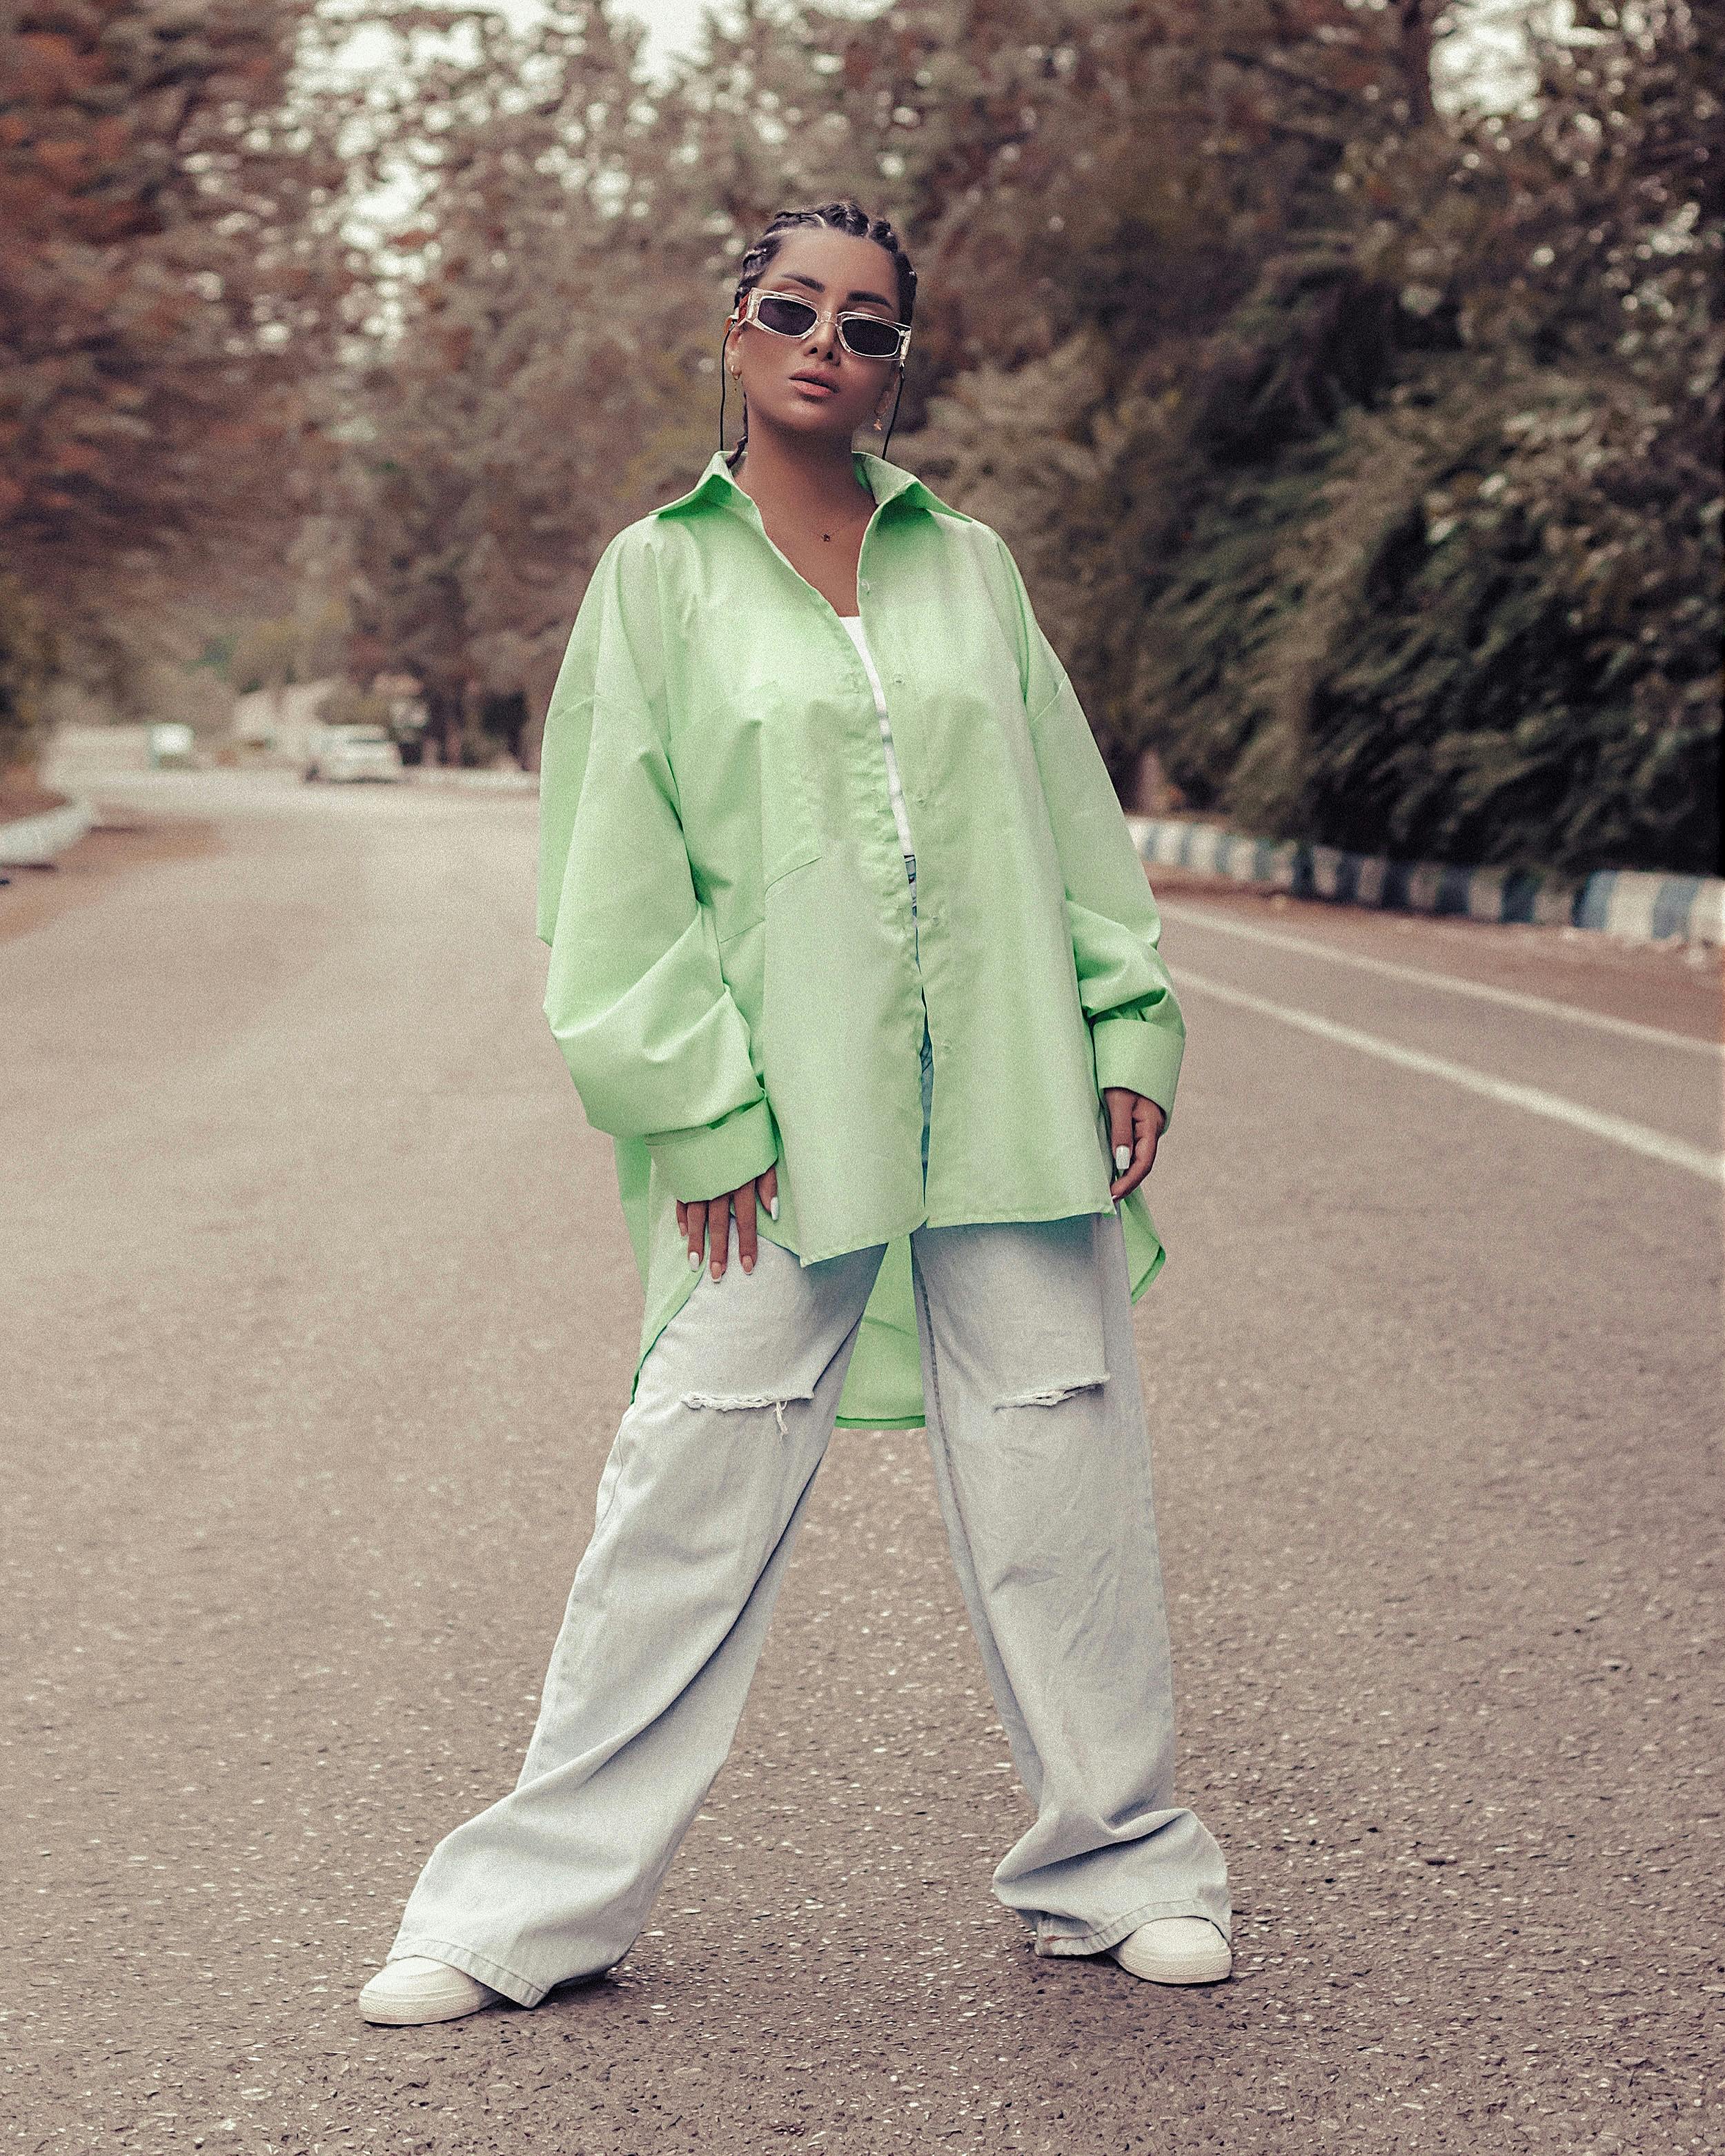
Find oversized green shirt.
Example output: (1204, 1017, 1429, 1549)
(537, 448, 1184, 1429)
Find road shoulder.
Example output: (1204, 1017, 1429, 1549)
(1147, 865, 1724, 1045)
(0, 802, 223, 945)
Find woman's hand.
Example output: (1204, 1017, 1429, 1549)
(677, 1164, 780, 1281)
(1103, 1088, 1165, 1202)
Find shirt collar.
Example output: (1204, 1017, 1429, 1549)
(652, 448, 972, 524)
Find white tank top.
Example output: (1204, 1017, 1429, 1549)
(837, 614, 916, 876)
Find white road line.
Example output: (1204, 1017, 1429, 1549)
(1175, 967, 1725, 1185)
(1159, 900, 1722, 1058)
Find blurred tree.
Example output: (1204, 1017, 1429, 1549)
(1119, 0, 1721, 871)
(902, 0, 1719, 869)
(324, 0, 1715, 868)
(228, 619, 304, 698)
(333, 0, 910, 766)
(0, 0, 360, 762)
(332, 0, 684, 764)
(897, 0, 1436, 791)
(0, 570, 55, 772)
(1281, 0, 1722, 871)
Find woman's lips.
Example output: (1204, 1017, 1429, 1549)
(789, 375, 838, 397)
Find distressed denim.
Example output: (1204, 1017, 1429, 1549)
(386, 1209, 1230, 2004)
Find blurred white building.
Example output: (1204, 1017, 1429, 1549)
(231, 678, 344, 764)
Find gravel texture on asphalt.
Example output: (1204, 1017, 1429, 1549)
(3, 773, 1719, 2155)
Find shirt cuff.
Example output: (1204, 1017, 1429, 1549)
(1092, 1016, 1183, 1129)
(645, 1098, 778, 1203)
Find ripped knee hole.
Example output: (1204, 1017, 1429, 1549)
(680, 1389, 813, 1436)
(991, 1373, 1108, 1410)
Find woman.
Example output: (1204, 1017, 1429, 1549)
(359, 200, 1231, 2027)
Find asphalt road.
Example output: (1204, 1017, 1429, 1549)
(3, 771, 1720, 2156)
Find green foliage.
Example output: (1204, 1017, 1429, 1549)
(0, 573, 57, 772)
(912, 0, 1720, 875)
(1123, 354, 1719, 873)
(194, 634, 237, 677)
(914, 247, 1414, 787)
(228, 619, 303, 698)
(1301, 368, 1719, 872)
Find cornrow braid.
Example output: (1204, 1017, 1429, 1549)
(720, 199, 916, 465)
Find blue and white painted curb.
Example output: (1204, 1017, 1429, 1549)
(0, 797, 94, 869)
(1125, 816, 1724, 947)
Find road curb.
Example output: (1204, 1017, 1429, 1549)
(403, 767, 536, 793)
(1127, 815, 1725, 947)
(0, 797, 95, 869)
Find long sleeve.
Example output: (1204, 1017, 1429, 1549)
(537, 529, 778, 1200)
(995, 533, 1185, 1123)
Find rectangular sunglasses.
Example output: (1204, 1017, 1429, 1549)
(736, 286, 912, 362)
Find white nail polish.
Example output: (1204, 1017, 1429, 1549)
(689, 1247, 701, 1269)
(767, 1194, 779, 1219)
(1114, 1145, 1131, 1173)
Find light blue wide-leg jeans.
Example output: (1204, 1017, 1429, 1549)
(385, 1182, 1228, 1998)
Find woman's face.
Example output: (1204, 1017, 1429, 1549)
(725, 228, 905, 451)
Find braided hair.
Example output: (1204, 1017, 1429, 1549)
(720, 200, 916, 465)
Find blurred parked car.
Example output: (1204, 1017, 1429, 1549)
(148, 722, 197, 769)
(304, 725, 405, 783)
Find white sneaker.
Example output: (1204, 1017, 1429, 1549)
(357, 1955, 500, 2025)
(1110, 1917, 1232, 1986)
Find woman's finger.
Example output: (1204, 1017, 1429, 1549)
(758, 1163, 779, 1220)
(709, 1190, 732, 1280)
(676, 1198, 687, 1238)
(684, 1198, 706, 1269)
(1112, 1099, 1165, 1201)
(735, 1179, 758, 1274)
(1103, 1087, 1136, 1198)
